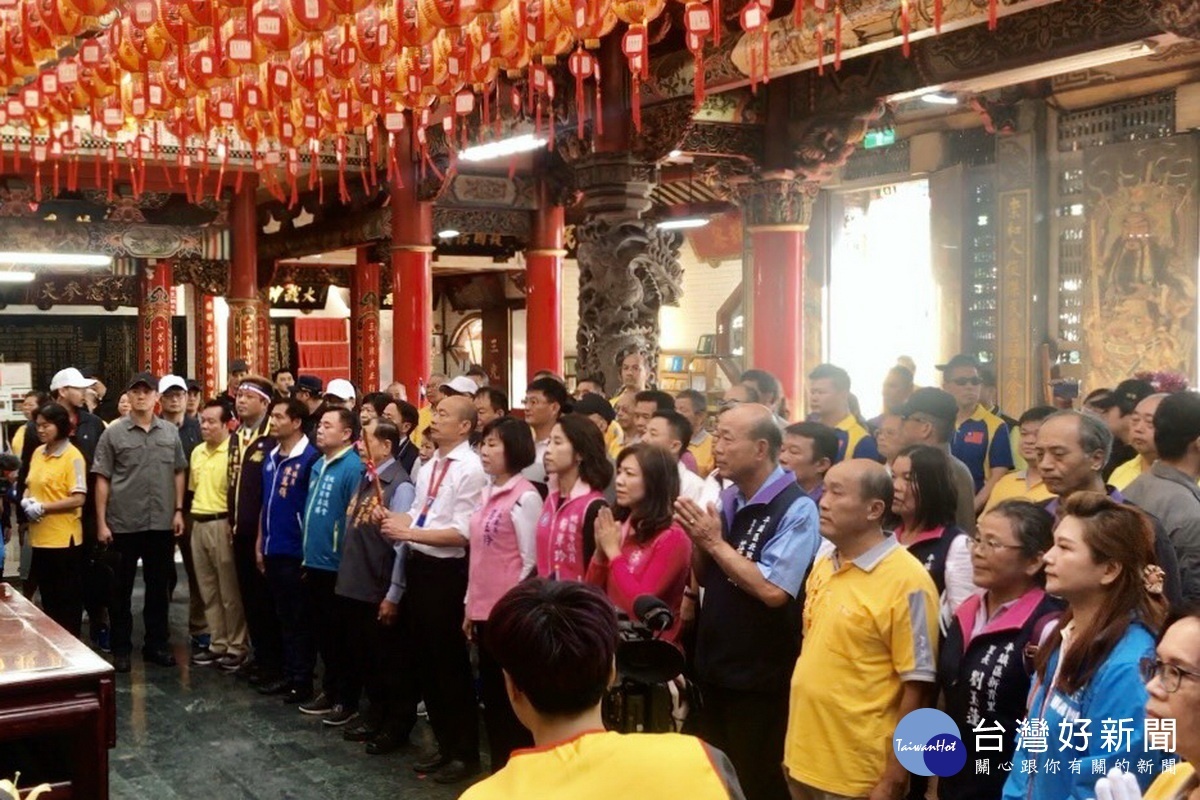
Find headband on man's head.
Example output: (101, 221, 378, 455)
(238, 382, 273, 402)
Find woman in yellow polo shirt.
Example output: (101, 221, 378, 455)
(22, 403, 87, 637)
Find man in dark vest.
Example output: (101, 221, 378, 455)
(674, 403, 821, 800)
(227, 376, 284, 685)
(335, 421, 421, 752)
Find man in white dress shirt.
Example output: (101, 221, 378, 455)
(381, 395, 487, 784)
(642, 410, 706, 503)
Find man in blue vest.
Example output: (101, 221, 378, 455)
(674, 403, 821, 800)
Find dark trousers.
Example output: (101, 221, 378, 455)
(233, 535, 282, 675)
(264, 555, 314, 687)
(343, 596, 419, 736)
(303, 568, 349, 703)
(475, 620, 532, 771)
(693, 682, 790, 800)
(30, 544, 84, 637)
(110, 530, 175, 657)
(406, 553, 479, 764)
(176, 521, 208, 638)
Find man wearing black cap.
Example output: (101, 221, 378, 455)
(91, 372, 189, 672)
(897, 387, 979, 534)
(294, 375, 325, 441)
(574, 392, 616, 439)
(220, 359, 251, 419)
(1083, 378, 1155, 480)
(939, 355, 1014, 512)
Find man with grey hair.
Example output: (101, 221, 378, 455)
(674, 403, 821, 800)
(1035, 409, 1182, 606)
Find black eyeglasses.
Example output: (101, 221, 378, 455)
(1139, 657, 1200, 693)
(951, 377, 983, 387)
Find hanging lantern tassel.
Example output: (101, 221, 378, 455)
(987, 0, 996, 30)
(623, 27, 647, 132)
(368, 125, 379, 190)
(684, 4, 713, 110)
(546, 77, 556, 151)
(569, 48, 593, 139)
(834, 3, 842, 70)
(900, 0, 910, 57)
(713, 0, 721, 45)
(815, 23, 824, 76)
(309, 140, 320, 191)
(934, 0, 942, 32)
(69, 155, 79, 193)
(288, 148, 300, 208)
(792, 0, 802, 30)
(106, 144, 117, 202)
(336, 135, 350, 204)
(740, 3, 765, 91)
(215, 140, 228, 199)
(593, 62, 604, 136)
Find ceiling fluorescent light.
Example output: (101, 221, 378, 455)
(437, 229, 461, 238)
(656, 217, 710, 230)
(0, 252, 113, 268)
(0, 271, 36, 283)
(921, 92, 959, 105)
(459, 133, 547, 163)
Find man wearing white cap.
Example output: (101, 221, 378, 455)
(324, 379, 358, 411)
(159, 375, 208, 657)
(17, 367, 110, 649)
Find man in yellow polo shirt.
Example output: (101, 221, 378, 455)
(807, 363, 881, 463)
(1109, 393, 1168, 490)
(188, 400, 248, 670)
(461, 579, 745, 800)
(785, 459, 938, 800)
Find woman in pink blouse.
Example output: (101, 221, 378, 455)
(587, 443, 692, 645)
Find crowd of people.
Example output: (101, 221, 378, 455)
(1, 349, 1197, 800)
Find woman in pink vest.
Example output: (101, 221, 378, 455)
(536, 414, 613, 582)
(587, 443, 693, 645)
(466, 416, 542, 770)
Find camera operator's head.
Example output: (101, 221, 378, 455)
(486, 578, 617, 734)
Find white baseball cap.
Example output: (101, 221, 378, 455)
(443, 376, 479, 396)
(325, 378, 357, 401)
(158, 375, 187, 394)
(50, 368, 96, 392)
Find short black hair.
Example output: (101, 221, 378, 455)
(202, 399, 233, 423)
(465, 364, 488, 380)
(808, 363, 850, 392)
(274, 397, 309, 422)
(481, 416, 537, 474)
(386, 399, 420, 431)
(555, 414, 614, 491)
(360, 391, 391, 417)
(272, 368, 294, 381)
(370, 421, 402, 457)
(634, 390, 675, 411)
(896, 444, 958, 531)
(578, 373, 607, 393)
(25, 389, 50, 404)
(322, 406, 361, 440)
(476, 387, 510, 415)
(783, 421, 839, 466)
(35, 403, 72, 442)
(1154, 392, 1200, 461)
(527, 377, 571, 413)
(1018, 405, 1058, 426)
(740, 369, 781, 402)
(677, 388, 707, 416)
(651, 410, 693, 449)
(485, 579, 618, 717)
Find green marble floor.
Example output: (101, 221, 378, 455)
(107, 570, 467, 800)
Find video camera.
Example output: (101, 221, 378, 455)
(604, 595, 685, 733)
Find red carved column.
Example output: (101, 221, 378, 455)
(352, 246, 382, 392)
(193, 291, 219, 399)
(138, 260, 173, 376)
(229, 173, 269, 374)
(390, 116, 434, 403)
(525, 176, 565, 385)
(737, 171, 817, 421)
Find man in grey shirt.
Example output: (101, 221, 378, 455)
(897, 388, 978, 534)
(93, 372, 188, 673)
(1124, 391, 1200, 604)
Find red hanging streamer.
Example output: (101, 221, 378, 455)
(594, 63, 603, 136)
(631, 74, 642, 132)
(762, 26, 770, 83)
(834, 4, 842, 70)
(713, 0, 721, 46)
(900, 0, 911, 57)
(987, 0, 997, 29)
(815, 25, 824, 75)
(934, 0, 943, 32)
(793, 0, 802, 29)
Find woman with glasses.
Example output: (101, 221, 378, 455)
(938, 500, 1063, 800)
(22, 403, 88, 636)
(1002, 492, 1168, 800)
(891, 444, 976, 629)
(536, 414, 613, 582)
(1135, 606, 1200, 800)
(586, 443, 692, 645)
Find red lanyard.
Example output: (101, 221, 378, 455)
(415, 457, 453, 527)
